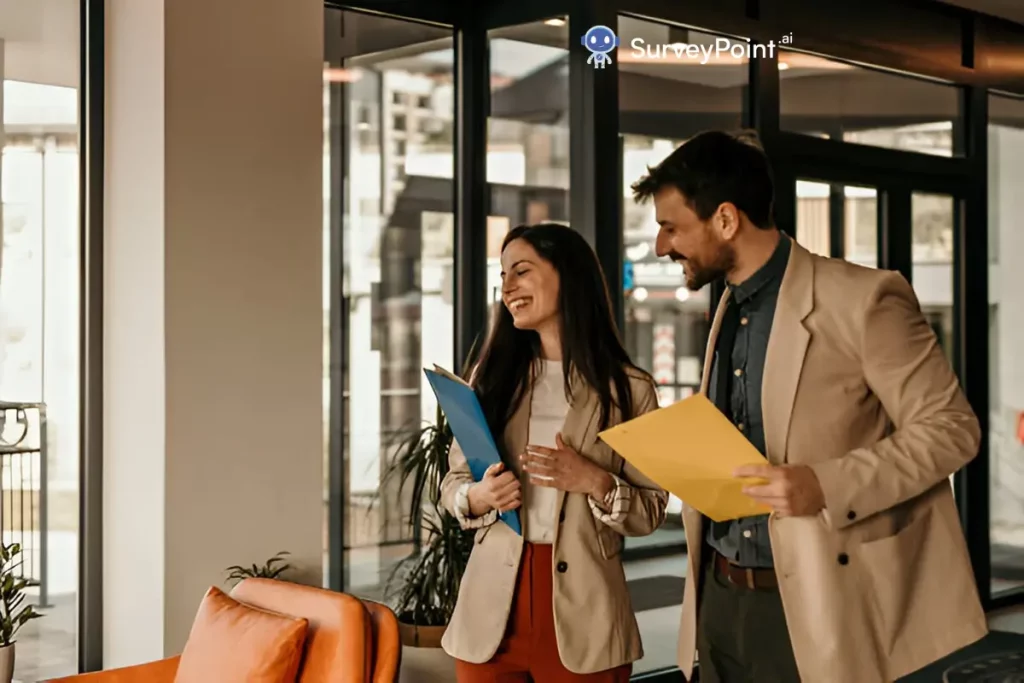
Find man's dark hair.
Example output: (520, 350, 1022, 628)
(631, 130, 776, 229)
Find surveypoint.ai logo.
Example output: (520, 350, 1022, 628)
(582, 25, 619, 69)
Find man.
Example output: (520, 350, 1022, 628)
(630, 130, 986, 683)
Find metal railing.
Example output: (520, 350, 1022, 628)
(0, 401, 48, 607)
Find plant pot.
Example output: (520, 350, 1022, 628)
(399, 622, 446, 648)
(0, 643, 14, 683)
(398, 623, 454, 682)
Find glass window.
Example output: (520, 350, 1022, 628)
(618, 15, 748, 675)
(486, 19, 570, 307)
(324, 9, 454, 601)
(780, 51, 961, 157)
(0, 5, 81, 679)
(988, 94, 1024, 595)
(794, 181, 878, 266)
(911, 193, 954, 365)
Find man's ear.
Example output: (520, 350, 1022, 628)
(715, 202, 742, 239)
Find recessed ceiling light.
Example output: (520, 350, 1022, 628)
(544, 18, 566, 27)
(778, 62, 790, 70)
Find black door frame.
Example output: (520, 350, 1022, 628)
(321, 1, 1014, 679)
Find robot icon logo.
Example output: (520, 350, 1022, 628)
(581, 25, 619, 69)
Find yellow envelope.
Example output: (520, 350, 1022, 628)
(598, 393, 771, 522)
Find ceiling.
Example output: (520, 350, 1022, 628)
(938, 0, 1024, 26)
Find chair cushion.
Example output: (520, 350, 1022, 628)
(174, 586, 308, 683)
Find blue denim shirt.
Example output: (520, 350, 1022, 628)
(704, 236, 791, 568)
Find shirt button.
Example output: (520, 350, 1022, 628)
(734, 368, 743, 377)
(556, 561, 568, 573)
(737, 423, 745, 431)
(740, 316, 749, 325)
(742, 530, 752, 538)
(838, 553, 849, 566)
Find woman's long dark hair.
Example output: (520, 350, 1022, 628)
(469, 223, 652, 451)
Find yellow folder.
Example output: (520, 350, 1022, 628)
(597, 393, 772, 522)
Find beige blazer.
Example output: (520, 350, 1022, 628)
(439, 368, 669, 674)
(678, 239, 987, 683)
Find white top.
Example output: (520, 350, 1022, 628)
(523, 360, 570, 544)
(452, 361, 633, 536)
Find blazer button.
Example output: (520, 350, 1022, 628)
(838, 553, 849, 566)
(847, 510, 857, 521)
(556, 561, 568, 573)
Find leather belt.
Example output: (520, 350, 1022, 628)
(712, 551, 778, 590)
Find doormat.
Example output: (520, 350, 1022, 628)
(627, 575, 685, 613)
(900, 631, 1024, 682)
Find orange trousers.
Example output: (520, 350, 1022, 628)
(455, 543, 633, 683)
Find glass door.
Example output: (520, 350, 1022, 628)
(795, 179, 879, 267)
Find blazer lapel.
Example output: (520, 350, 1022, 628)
(762, 239, 814, 465)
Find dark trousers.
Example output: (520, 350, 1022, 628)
(696, 551, 801, 683)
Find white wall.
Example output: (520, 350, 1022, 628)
(104, 0, 324, 664)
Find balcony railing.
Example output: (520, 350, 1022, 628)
(0, 401, 49, 607)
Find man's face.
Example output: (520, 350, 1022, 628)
(652, 187, 735, 291)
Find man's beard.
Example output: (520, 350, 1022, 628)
(684, 243, 735, 291)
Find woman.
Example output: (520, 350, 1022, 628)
(440, 223, 669, 682)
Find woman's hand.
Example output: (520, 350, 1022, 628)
(466, 462, 522, 517)
(520, 433, 614, 500)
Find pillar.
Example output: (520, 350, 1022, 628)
(104, 0, 323, 665)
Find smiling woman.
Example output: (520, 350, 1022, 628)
(438, 222, 668, 682)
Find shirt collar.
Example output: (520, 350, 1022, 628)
(727, 234, 791, 304)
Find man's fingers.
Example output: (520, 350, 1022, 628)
(525, 445, 556, 458)
(521, 454, 557, 473)
(741, 482, 786, 498)
(734, 465, 778, 479)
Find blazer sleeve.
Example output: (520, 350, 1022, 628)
(588, 376, 670, 537)
(808, 271, 981, 530)
(441, 438, 498, 530)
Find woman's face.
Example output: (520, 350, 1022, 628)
(500, 237, 560, 331)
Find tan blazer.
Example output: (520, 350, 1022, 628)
(678, 239, 987, 683)
(439, 368, 669, 674)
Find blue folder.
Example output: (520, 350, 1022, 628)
(424, 366, 522, 535)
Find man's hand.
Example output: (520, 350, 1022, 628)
(520, 433, 613, 500)
(467, 462, 521, 517)
(734, 464, 826, 517)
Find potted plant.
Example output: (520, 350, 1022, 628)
(382, 407, 474, 648)
(224, 551, 292, 587)
(0, 543, 43, 683)
(377, 338, 483, 653)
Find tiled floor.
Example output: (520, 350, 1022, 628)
(18, 551, 1024, 682)
(13, 592, 77, 683)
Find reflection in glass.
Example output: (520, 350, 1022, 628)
(619, 17, 746, 140)
(794, 181, 877, 266)
(910, 193, 954, 365)
(487, 20, 570, 306)
(325, 10, 454, 601)
(779, 51, 960, 157)
(987, 95, 1024, 595)
(0, 9, 81, 678)
(617, 15, 749, 674)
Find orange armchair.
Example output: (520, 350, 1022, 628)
(46, 579, 401, 682)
